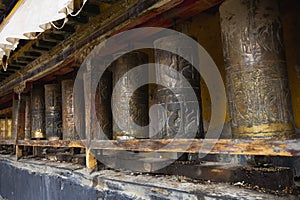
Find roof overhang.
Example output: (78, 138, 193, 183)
(0, 0, 83, 70)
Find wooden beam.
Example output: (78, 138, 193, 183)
(0, 139, 299, 156)
(0, 107, 12, 115)
(89, 139, 300, 156)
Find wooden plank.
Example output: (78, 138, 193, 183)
(89, 139, 300, 156)
(86, 148, 97, 173)
(0, 107, 12, 115)
(0, 139, 15, 145)
(1, 139, 300, 156)
(17, 140, 84, 148)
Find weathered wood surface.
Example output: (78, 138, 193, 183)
(17, 140, 84, 148)
(0, 139, 298, 156)
(0, 107, 12, 116)
(90, 139, 300, 156)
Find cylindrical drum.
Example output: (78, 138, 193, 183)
(24, 95, 31, 140)
(31, 84, 45, 139)
(5, 117, 12, 139)
(45, 84, 62, 141)
(11, 95, 25, 139)
(220, 0, 295, 139)
(95, 70, 113, 140)
(0, 119, 5, 139)
(62, 80, 79, 140)
(154, 35, 204, 139)
(111, 52, 149, 139)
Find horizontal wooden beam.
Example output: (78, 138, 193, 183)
(0, 107, 12, 115)
(17, 140, 84, 148)
(0, 139, 299, 156)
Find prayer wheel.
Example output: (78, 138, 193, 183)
(11, 95, 25, 139)
(45, 84, 62, 141)
(95, 70, 113, 140)
(111, 52, 149, 139)
(154, 35, 204, 139)
(24, 95, 31, 140)
(31, 84, 45, 139)
(220, 0, 295, 139)
(61, 79, 79, 140)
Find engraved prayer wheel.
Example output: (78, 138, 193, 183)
(154, 35, 204, 139)
(24, 95, 31, 140)
(5, 117, 12, 139)
(95, 70, 113, 140)
(11, 95, 25, 139)
(45, 84, 62, 141)
(0, 119, 5, 139)
(111, 52, 149, 139)
(61, 80, 79, 140)
(31, 84, 45, 139)
(220, 0, 295, 139)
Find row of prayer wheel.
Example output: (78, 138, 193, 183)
(1, 0, 297, 140)
(8, 81, 79, 141)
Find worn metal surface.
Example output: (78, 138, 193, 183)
(0, 119, 5, 139)
(95, 70, 112, 140)
(5, 117, 11, 139)
(45, 84, 62, 140)
(11, 95, 25, 139)
(111, 52, 149, 139)
(154, 35, 203, 139)
(24, 95, 31, 140)
(31, 84, 45, 139)
(61, 80, 79, 140)
(220, 0, 295, 139)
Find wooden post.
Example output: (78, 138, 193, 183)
(86, 148, 97, 173)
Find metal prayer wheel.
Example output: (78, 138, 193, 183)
(45, 84, 62, 141)
(5, 117, 12, 139)
(0, 119, 5, 139)
(61, 79, 79, 140)
(95, 70, 113, 140)
(11, 95, 25, 139)
(111, 52, 149, 139)
(24, 95, 31, 140)
(154, 35, 203, 139)
(31, 84, 45, 139)
(220, 0, 295, 139)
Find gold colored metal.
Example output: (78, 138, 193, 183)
(220, 0, 295, 139)
(0, 119, 5, 139)
(5, 118, 12, 139)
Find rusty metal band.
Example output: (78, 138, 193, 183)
(31, 84, 45, 139)
(45, 84, 62, 141)
(24, 95, 31, 140)
(154, 36, 204, 139)
(220, 0, 295, 139)
(61, 79, 79, 140)
(111, 51, 149, 139)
